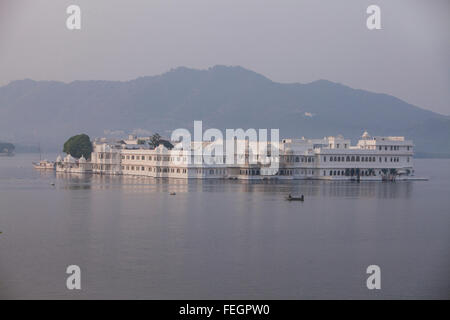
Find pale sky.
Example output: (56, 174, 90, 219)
(0, 0, 449, 115)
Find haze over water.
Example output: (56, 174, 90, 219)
(0, 154, 449, 299)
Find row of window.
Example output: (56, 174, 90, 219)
(325, 170, 376, 177)
(272, 169, 318, 176)
(282, 156, 315, 163)
(97, 153, 118, 160)
(276, 167, 405, 177)
(324, 156, 408, 163)
(239, 169, 260, 176)
(122, 165, 187, 174)
(120, 154, 319, 164)
(195, 169, 227, 175)
(325, 155, 376, 162)
(378, 145, 410, 151)
(122, 155, 188, 162)
(121, 166, 229, 175)
(97, 164, 406, 178)
(328, 143, 348, 149)
(100, 152, 410, 166)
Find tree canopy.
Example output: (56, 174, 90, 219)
(0, 142, 14, 153)
(148, 133, 173, 150)
(63, 134, 93, 159)
(148, 133, 162, 149)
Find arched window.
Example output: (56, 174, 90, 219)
(346, 156, 350, 162)
(351, 156, 355, 162)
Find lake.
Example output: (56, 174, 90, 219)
(0, 154, 449, 299)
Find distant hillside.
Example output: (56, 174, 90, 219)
(0, 65, 449, 157)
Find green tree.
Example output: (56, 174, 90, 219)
(149, 133, 162, 149)
(63, 134, 93, 159)
(0, 142, 15, 154)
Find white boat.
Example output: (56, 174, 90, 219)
(33, 160, 55, 170)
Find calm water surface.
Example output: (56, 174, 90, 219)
(0, 154, 449, 299)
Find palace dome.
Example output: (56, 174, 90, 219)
(362, 131, 371, 139)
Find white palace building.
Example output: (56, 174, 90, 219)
(56, 131, 419, 181)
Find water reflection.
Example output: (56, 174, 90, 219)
(0, 155, 449, 299)
(54, 173, 414, 199)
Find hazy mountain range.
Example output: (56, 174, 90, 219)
(0, 65, 449, 157)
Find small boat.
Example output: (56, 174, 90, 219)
(32, 143, 55, 169)
(169, 192, 176, 195)
(33, 160, 55, 170)
(285, 194, 304, 201)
